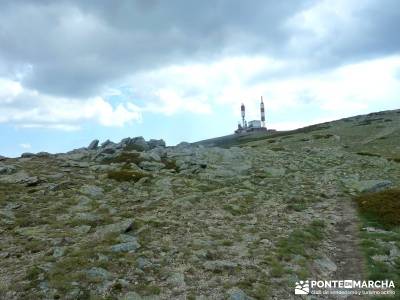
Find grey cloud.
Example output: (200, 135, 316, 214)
(0, 0, 399, 98)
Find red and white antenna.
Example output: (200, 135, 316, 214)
(241, 103, 246, 128)
(260, 96, 265, 127)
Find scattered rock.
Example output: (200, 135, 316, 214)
(344, 179, 393, 193)
(167, 272, 185, 288)
(111, 240, 140, 253)
(0, 170, 40, 186)
(120, 291, 142, 300)
(137, 257, 152, 270)
(371, 255, 389, 263)
(86, 267, 113, 281)
(80, 184, 104, 198)
(389, 246, 400, 258)
(203, 260, 238, 271)
(314, 257, 337, 276)
(265, 167, 286, 177)
(52, 247, 65, 258)
(139, 161, 165, 172)
(73, 225, 92, 234)
(227, 287, 255, 300)
(94, 219, 134, 239)
(0, 165, 16, 175)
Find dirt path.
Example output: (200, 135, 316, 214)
(330, 197, 366, 299)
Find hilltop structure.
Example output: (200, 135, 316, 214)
(235, 96, 268, 134)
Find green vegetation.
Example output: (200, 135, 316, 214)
(356, 152, 381, 158)
(388, 157, 400, 163)
(355, 118, 384, 126)
(312, 133, 334, 140)
(275, 219, 326, 261)
(160, 158, 179, 172)
(355, 189, 400, 229)
(264, 220, 326, 281)
(270, 146, 285, 152)
(355, 190, 400, 298)
(107, 170, 151, 182)
(102, 151, 144, 165)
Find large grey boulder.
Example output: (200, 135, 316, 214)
(148, 139, 166, 149)
(87, 139, 99, 150)
(119, 136, 149, 151)
(0, 170, 39, 186)
(110, 240, 140, 253)
(0, 165, 16, 175)
(101, 139, 115, 148)
(130, 136, 150, 151)
(139, 161, 165, 172)
(21, 152, 35, 158)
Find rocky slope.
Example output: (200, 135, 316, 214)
(0, 109, 399, 299)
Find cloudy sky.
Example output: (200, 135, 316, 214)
(1, 0, 400, 156)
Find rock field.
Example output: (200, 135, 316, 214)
(0, 109, 399, 299)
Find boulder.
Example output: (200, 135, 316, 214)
(314, 256, 337, 276)
(80, 184, 104, 198)
(148, 139, 166, 149)
(175, 142, 191, 148)
(167, 272, 185, 288)
(203, 260, 237, 271)
(21, 152, 35, 158)
(265, 167, 286, 177)
(0, 165, 16, 175)
(36, 152, 51, 157)
(344, 179, 393, 193)
(110, 240, 140, 253)
(0, 170, 39, 186)
(139, 161, 165, 172)
(94, 219, 133, 239)
(130, 136, 150, 152)
(86, 267, 113, 281)
(87, 139, 99, 150)
(227, 288, 255, 300)
(101, 139, 114, 148)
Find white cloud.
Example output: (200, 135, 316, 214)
(125, 54, 400, 123)
(19, 143, 31, 149)
(0, 79, 142, 130)
(1, 54, 399, 132)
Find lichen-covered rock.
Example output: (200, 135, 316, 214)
(87, 139, 99, 150)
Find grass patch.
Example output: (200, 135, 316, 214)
(276, 219, 326, 261)
(160, 158, 179, 172)
(102, 151, 144, 165)
(388, 157, 400, 163)
(312, 133, 334, 140)
(355, 189, 400, 229)
(356, 189, 400, 298)
(270, 146, 285, 152)
(356, 152, 381, 158)
(107, 170, 151, 182)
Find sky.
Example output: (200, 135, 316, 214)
(0, 0, 400, 157)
